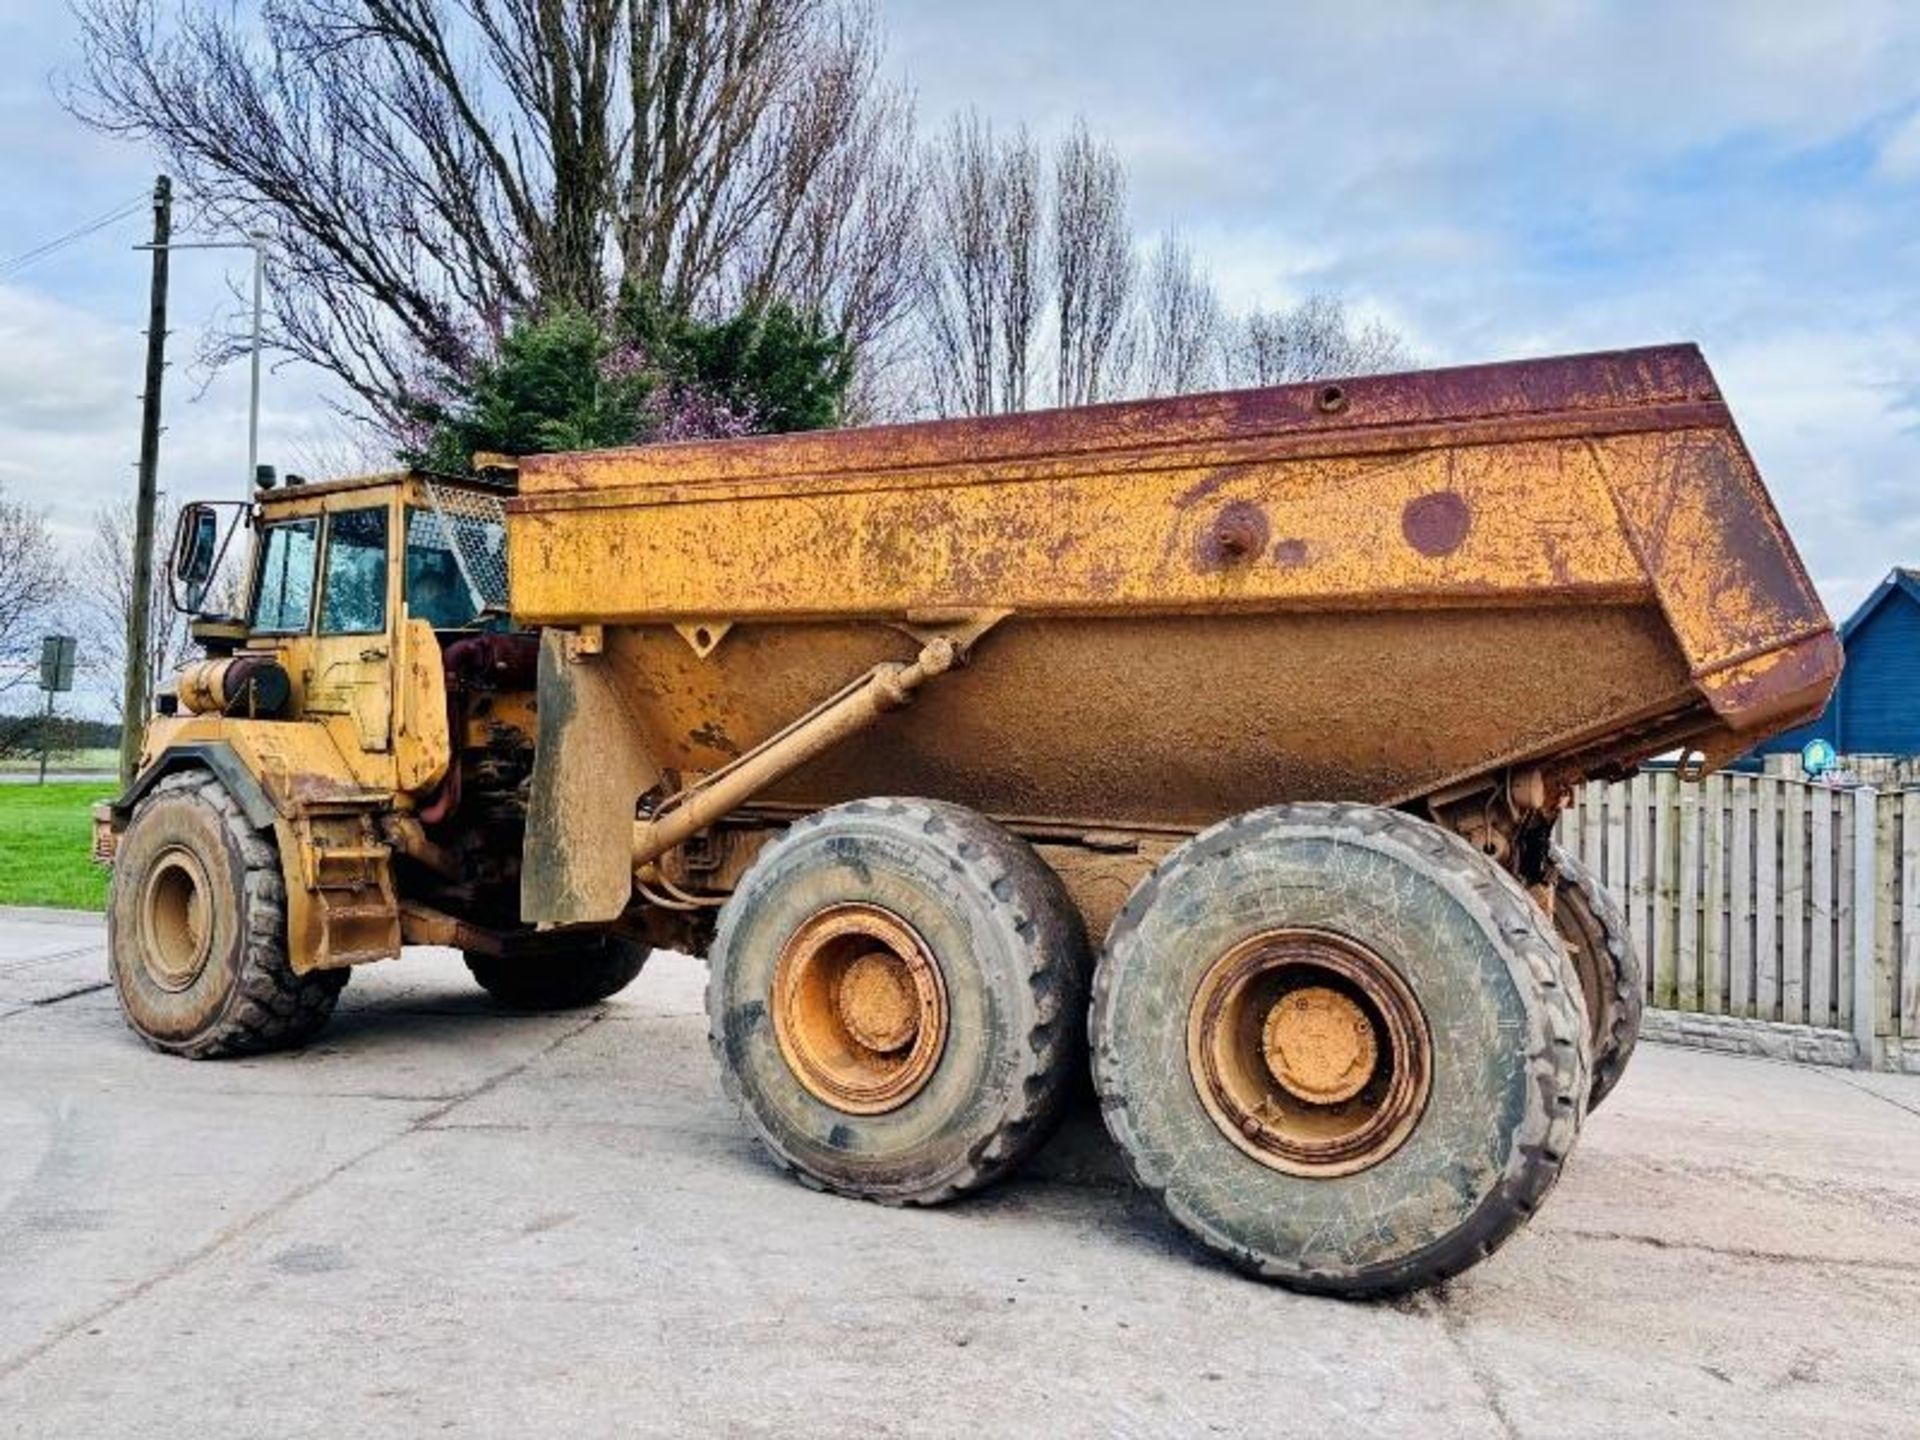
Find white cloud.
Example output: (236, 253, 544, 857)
(885, 0, 1920, 621)
(1710, 327, 1920, 617)
(2, 0, 1915, 683)
(0, 284, 340, 544)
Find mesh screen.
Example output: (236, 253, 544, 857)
(419, 482, 511, 613)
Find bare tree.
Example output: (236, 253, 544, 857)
(1051, 121, 1134, 408)
(902, 114, 1412, 416)
(1139, 231, 1222, 397)
(68, 0, 920, 432)
(81, 497, 197, 723)
(0, 485, 67, 756)
(917, 113, 1048, 417)
(1226, 295, 1411, 387)
(920, 113, 999, 416)
(995, 128, 1045, 414)
(752, 67, 922, 422)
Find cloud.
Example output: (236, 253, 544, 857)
(887, 0, 1920, 620)
(0, 283, 343, 546)
(0, 286, 127, 435)
(4, 0, 1916, 666)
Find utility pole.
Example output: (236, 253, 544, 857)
(120, 174, 171, 787)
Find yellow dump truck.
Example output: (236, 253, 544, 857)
(99, 344, 1838, 1296)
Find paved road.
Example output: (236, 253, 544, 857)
(3, 906, 1917, 1438)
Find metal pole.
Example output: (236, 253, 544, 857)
(120, 175, 172, 789)
(36, 685, 53, 786)
(247, 234, 264, 492)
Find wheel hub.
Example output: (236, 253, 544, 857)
(1187, 929, 1431, 1177)
(773, 904, 948, 1115)
(141, 847, 214, 992)
(1262, 985, 1378, 1105)
(834, 950, 921, 1053)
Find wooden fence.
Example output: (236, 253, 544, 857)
(1555, 773, 1920, 1070)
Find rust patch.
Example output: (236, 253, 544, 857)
(1402, 491, 1471, 557)
(688, 720, 742, 757)
(1194, 500, 1271, 572)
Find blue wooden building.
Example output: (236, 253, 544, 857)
(1754, 568, 1920, 759)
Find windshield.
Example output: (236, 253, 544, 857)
(251, 519, 319, 633)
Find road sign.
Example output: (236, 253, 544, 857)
(38, 635, 76, 693)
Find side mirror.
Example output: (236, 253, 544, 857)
(172, 504, 222, 613)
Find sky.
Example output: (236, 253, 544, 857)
(2, 1, 1918, 710)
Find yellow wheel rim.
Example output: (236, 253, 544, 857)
(773, 903, 948, 1115)
(1187, 928, 1431, 1177)
(141, 846, 215, 992)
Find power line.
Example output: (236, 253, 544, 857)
(0, 193, 150, 281)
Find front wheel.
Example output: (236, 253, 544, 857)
(108, 770, 346, 1058)
(1092, 802, 1587, 1298)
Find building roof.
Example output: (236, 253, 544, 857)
(1838, 567, 1920, 643)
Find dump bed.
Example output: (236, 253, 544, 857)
(507, 345, 1838, 827)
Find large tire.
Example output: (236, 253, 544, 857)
(465, 936, 648, 1010)
(1091, 802, 1587, 1298)
(706, 798, 1089, 1205)
(108, 770, 346, 1059)
(1549, 845, 1644, 1111)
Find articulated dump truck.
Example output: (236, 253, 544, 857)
(98, 345, 1837, 1296)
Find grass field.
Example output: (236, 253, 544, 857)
(0, 783, 113, 910)
(0, 748, 118, 776)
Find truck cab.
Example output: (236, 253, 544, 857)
(96, 468, 638, 1061)
(166, 470, 505, 789)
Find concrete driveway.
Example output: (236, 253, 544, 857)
(3, 905, 1917, 1438)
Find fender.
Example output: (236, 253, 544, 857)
(109, 741, 279, 831)
(114, 722, 401, 973)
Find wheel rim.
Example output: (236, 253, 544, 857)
(141, 846, 215, 992)
(772, 903, 948, 1115)
(1186, 928, 1431, 1177)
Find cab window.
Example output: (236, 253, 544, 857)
(250, 519, 319, 633)
(319, 507, 390, 634)
(405, 507, 494, 629)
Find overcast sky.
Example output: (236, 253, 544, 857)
(3, 0, 1917, 701)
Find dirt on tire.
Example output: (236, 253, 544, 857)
(706, 797, 1089, 1206)
(108, 769, 345, 1059)
(1091, 801, 1589, 1298)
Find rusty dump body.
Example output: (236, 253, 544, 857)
(509, 344, 1838, 860)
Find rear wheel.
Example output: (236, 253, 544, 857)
(1092, 802, 1587, 1297)
(108, 770, 346, 1059)
(465, 935, 648, 1010)
(1549, 845, 1644, 1110)
(706, 798, 1089, 1204)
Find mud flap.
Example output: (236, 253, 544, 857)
(522, 630, 660, 926)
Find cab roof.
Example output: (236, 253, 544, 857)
(255, 467, 516, 506)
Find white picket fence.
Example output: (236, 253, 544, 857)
(1555, 773, 1920, 1071)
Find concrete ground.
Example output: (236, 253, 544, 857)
(3, 907, 1917, 1439)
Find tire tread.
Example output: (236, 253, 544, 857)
(1090, 800, 1589, 1298)
(706, 797, 1086, 1206)
(120, 770, 346, 1060)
